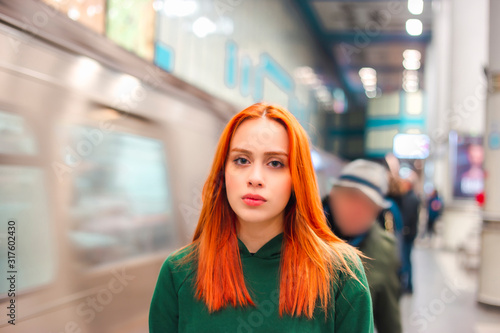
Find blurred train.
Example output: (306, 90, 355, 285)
(0, 1, 345, 332)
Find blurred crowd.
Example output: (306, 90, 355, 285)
(322, 155, 444, 333)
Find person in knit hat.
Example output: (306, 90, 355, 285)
(323, 159, 402, 333)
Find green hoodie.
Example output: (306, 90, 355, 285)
(149, 232, 374, 332)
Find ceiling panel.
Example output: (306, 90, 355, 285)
(311, 1, 432, 33)
(294, 0, 432, 101)
(346, 68, 413, 93)
(333, 42, 427, 68)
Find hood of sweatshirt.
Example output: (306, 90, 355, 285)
(237, 232, 284, 260)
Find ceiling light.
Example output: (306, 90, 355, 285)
(359, 67, 376, 80)
(192, 17, 216, 38)
(403, 49, 421, 60)
(362, 77, 377, 86)
(403, 83, 419, 93)
(408, 0, 424, 15)
(402, 70, 419, 92)
(403, 59, 421, 70)
(359, 67, 378, 97)
(366, 90, 377, 98)
(163, 0, 197, 17)
(403, 50, 422, 70)
(403, 70, 419, 79)
(406, 19, 423, 36)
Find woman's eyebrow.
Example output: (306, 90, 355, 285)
(230, 148, 252, 155)
(230, 147, 288, 157)
(264, 151, 288, 157)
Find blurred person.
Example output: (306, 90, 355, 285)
(322, 159, 402, 333)
(377, 155, 405, 265)
(426, 189, 443, 238)
(377, 169, 404, 245)
(385, 153, 401, 178)
(149, 103, 374, 332)
(399, 168, 421, 294)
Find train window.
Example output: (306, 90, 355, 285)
(0, 166, 56, 296)
(67, 126, 176, 269)
(0, 110, 37, 154)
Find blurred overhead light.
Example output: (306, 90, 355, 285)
(403, 70, 419, 80)
(192, 17, 216, 38)
(406, 19, 423, 36)
(403, 49, 421, 60)
(403, 83, 419, 93)
(362, 78, 377, 88)
(359, 67, 376, 80)
(402, 70, 419, 92)
(162, 0, 197, 17)
(359, 67, 378, 97)
(403, 49, 421, 70)
(403, 59, 421, 70)
(294, 67, 335, 108)
(294, 66, 318, 85)
(365, 89, 378, 99)
(408, 0, 424, 15)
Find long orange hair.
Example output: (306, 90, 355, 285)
(179, 103, 361, 319)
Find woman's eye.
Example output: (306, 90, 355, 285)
(268, 160, 284, 168)
(234, 157, 249, 165)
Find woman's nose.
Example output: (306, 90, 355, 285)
(247, 165, 264, 187)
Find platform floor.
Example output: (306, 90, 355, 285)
(400, 240, 500, 333)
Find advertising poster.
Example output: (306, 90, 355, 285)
(452, 134, 485, 198)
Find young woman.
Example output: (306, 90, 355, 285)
(149, 103, 374, 332)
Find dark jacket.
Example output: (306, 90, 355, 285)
(401, 189, 421, 242)
(427, 194, 443, 222)
(376, 198, 404, 235)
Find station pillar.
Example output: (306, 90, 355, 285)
(478, 0, 500, 306)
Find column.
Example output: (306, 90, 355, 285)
(478, 0, 500, 306)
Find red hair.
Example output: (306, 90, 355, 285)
(179, 103, 361, 318)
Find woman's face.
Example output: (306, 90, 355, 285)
(225, 117, 292, 227)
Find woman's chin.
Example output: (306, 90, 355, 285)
(236, 212, 275, 225)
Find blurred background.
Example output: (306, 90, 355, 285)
(0, 0, 499, 332)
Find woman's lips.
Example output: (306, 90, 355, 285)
(242, 194, 267, 206)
